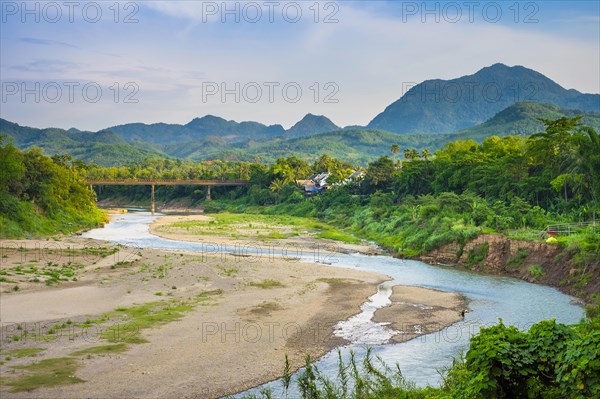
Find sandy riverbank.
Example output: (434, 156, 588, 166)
(0, 237, 388, 398)
(0, 214, 467, 398)
(373, 285, 467, 344)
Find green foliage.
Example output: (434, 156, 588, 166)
(247, 279, 285, 289)
(69, 344, 128, 357)
(528, 264, 545, 280)
(466, 243, 489, 267)
(446, 318, 600, 399)
(0, 138, 107, 238)
(238, 315, 600, 399)
(5, 348, 45, 359)
(238, 349, 426, 399)
(506, 248, 529, 270)
(3, 357, 84, 392)
(455, 102, 600, 142)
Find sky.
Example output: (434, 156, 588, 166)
(1, 0, 599, 131)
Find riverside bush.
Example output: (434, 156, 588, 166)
(238, 309, 600, 399)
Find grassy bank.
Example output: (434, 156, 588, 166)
(0, 138, 107, 238)
(156, 212, 360, 244)
(201, 193, 598, 301)
(0, 291, 222, 392)
(0, 193, 107, 238)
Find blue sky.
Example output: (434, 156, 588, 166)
(1, 0, 599, 131)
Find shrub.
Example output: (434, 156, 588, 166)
(529, 264, 544, 279)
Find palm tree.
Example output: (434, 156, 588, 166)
(391, 144, 400, 156)
(410, 148, 420, 160)
(404, 148, 412, 161)
(422, 148, 431, 160)
(269, 179, 285, 193)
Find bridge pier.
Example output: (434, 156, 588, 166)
(151, 184, 155, 213)
(206, 186, 211, 201)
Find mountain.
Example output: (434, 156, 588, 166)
(184, 115, 285, 141)
(108, 113, 339, 147)
(368, 63, 600, 134)
(108, 115, 285, 145)
(0, 119, 165, 166)
(456, 102, 600, 141)
(285, 114, 340, 138)
(4, 63, 600, 166)
(106, 122, 197, 145)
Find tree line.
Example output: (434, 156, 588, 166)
(0, 136, 106, 237)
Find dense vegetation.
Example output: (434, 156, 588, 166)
(90, 117, 599, 299)
(238, 301, 600, 399)
(91, 117, 599, 257)
(0, 136, 106, 238)
(202, 117, 598, 257)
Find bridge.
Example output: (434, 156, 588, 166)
(86, 179, 250, 213)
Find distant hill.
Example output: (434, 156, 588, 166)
(3, 63, 600, 166)
(0, 119, 165, 166)
(286, 113, 340, 138)
(108, 113, 340, 145)
(368, 63, 600, 134)
(455, 102, 600, 140)
(108, 115, 285, 145)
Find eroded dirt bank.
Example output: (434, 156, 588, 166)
(418, 234, 598, 302)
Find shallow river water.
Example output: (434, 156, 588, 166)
(83, 212, 585, 394)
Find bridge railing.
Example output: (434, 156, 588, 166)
(546, 221, 596, 236)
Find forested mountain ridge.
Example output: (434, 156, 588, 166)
(0, 119, 165, 166)
(368, 63, 600, 134)
(2, 64, 600, 166)
(106, 113, 339, 145)
(3, 100, 600, 166)
(454, 101, 600, 140)
(285, 113, 340, 138)
(109, 115, 287, 145)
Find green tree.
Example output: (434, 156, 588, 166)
(0, 135, 25, 194)
(365, 156, 397, 192)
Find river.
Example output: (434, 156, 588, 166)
(83, 211, 585, 395)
